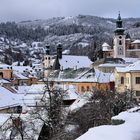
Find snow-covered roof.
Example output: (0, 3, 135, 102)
(99, 63, 126, 68)
(0, 87, 21, 109)
(12, 66, 33, 73)
(123, 58, 139, 64)
(70, 93, 92, 111)
(59, 55, 92, 69)
(14, 71, 29, 80)
(116, 60, 140, 72)
(102, 42, 111, 52)
(76, 107, 140, 140)
(95, 69, 114, 83)
(127, 49, 140, 51)
(62, 49, 70, 55)
(102, 42, 110, 47)
(0, 79, 10, 84)
(0, 114, 10, 126)
(50, 68, 114, 83)
(0, 63, 11, 70)
(132, 39, 140, 44)
(17, 84, 45, 94)
(61, 85, 78, 100)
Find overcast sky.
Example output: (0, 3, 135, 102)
(0, 0, 140, 22)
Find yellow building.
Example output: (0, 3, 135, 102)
(115, 60, 140, 101)
(46, 68, 115, 93)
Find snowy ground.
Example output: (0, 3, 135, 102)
(76, 107, 140, 140)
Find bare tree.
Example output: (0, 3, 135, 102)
(59, 89, 137, 140)
(0, 80, 66, 140)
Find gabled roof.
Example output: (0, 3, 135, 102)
(132, 40, 140, 44)
(0, 79, 10, 84)
(0, 63, 12, 70)
(0, 87, 21, 109)
(14, 71, 29, 80)
(102, 42, 111, 52)
(59, 55, 92, 69)
(102, 42, 110, 47)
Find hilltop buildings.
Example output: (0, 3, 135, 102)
(101, 13, 140, 101)
(102, 13, 140, 59)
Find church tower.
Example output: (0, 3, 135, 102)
(113, 12, 126, 58)
(43, 45, 52, 78)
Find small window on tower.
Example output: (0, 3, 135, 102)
(119, 36, 122, 39)
(119, 40, 122, 45)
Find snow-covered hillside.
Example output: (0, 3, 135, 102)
(76, 107, 140, 140)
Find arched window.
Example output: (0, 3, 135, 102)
(87, 86, 90, 91)
(121, 77, 124, 84)
(119, 40, 122, 45)
(81, 86, 84, 92)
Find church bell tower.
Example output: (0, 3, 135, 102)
(113, 12, 126, 58)
(43, 45, 52, 78)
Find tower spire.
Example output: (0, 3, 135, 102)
(113, 12, 126, 58)
(117, 11, 121, 20)
(114, 12, 125, 35)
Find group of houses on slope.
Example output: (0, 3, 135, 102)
(0, 13, 139, 113)
(0, 13, 139, 139)
(42, 13, 140, 102)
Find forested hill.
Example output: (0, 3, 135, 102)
(18, 15, 140, 39)
(0, 15, 140, 61)
(0, 15, 140, 43)
(0, 22, 46, 42)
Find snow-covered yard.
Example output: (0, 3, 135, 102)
(76, 107, 140, 140)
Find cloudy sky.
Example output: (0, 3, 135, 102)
(0, 0, 140, 22)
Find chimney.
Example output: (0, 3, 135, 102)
(57, 44, 62, 59)
(45, 45, 50, 55)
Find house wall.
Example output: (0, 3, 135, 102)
(67, 82, 111, 93)
(12, 79, 30, 86)
(115, 71, 140, 102)
(28, 77, 38, 85)
(115, 71, 126, 93)
(0, 69, 13, 79)
(131, 73, 140, 91)
(126, 50, 140, 58)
